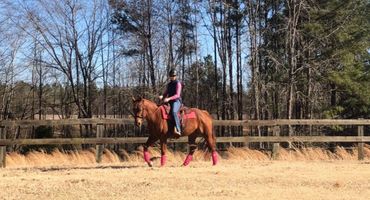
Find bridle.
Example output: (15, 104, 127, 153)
(134, 102, 145, 120)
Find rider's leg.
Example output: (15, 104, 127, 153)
(170, 100, 181, 135)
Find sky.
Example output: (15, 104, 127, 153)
(0, 0, 252, 90)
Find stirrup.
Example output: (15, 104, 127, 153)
(173, 128, 181, 137)
(174, 131, 181, 136)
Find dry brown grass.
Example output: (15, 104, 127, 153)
(6, 149, 121, 168)
(4, 145, 370, 168)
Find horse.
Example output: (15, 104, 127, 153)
(132, 97, 218, 167)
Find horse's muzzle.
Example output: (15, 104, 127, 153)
(135, 121, 142, 127)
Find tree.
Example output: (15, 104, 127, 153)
(183, 55, 222, 112)
(12, 0, 109, 118)
(306, 0, 370, 118)
(110, 0, 157, 93)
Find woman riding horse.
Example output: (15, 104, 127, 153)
(159, 68, 182, 137)
(132, 97, 218, 167)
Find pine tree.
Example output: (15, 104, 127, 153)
(305, 0, 370, 118)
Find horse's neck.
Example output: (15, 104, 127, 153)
(143, 100, 160, 123)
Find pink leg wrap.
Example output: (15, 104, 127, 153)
(161, 155, 167, 166)
(183, 154, 193, 166)
(212, 151, 218, 165)
(144, 150, 151, 163)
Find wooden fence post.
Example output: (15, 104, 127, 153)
(96, 124, 104, 163)
(243, 123, 249, 147)
(272, 125, 280, 160)
(0, 126, 6, 168)
(358, 125, 364, 160)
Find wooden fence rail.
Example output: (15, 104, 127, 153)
(0, 119, 369, 168)
(0, 136, 369, 146)
(1, 118, 370, 127)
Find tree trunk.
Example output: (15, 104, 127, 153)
(212, 1, 220, 119)
(227, 9, 234, 120)
(235, 1, 242, 120)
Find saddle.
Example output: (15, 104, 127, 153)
(159, 104, 196, 139)
(159, 104, 196, 124)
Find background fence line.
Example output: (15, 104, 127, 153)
(0, 119, 369, 167)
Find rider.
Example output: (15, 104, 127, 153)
(159, 68, 182, 137)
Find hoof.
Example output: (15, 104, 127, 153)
(147, 161, 153, 167)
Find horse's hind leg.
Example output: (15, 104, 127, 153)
(144, 135, 158, 167)
(205, 127, 218, 165)
(183, 134, 197, 166)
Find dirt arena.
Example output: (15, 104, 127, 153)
(0, 147, 369, 200)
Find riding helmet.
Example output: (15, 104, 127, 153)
(168, 68, 177, 77)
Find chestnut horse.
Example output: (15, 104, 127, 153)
(132, 97, 218, 167)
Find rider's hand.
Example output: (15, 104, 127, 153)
(164, 98, 170, 103)
(158, 95, 163, 100)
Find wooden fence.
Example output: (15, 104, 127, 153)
(0, 119, 369, 168)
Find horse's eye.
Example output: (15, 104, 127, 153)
(133, 107, 140, 112)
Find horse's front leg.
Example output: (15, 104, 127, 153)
(143, 134, 158, 167)
(160, 137, 168, 167)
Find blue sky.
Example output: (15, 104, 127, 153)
(0, 0, 252, 90)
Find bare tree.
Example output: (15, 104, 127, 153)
(110, 0, 158, 93)
(0, 31, 25, 120)
(11, 0, 109, 118)
(245, 0, 262, 141)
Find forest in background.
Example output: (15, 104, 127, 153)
(0, 0, 369, 123)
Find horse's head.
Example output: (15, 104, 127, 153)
(132, 96, 146, 127)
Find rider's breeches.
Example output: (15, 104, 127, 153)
(170, 100, 181, 133)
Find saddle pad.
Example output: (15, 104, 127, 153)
(160, 106, 196, 120)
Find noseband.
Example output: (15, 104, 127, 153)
(135, 114, 143, 119)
